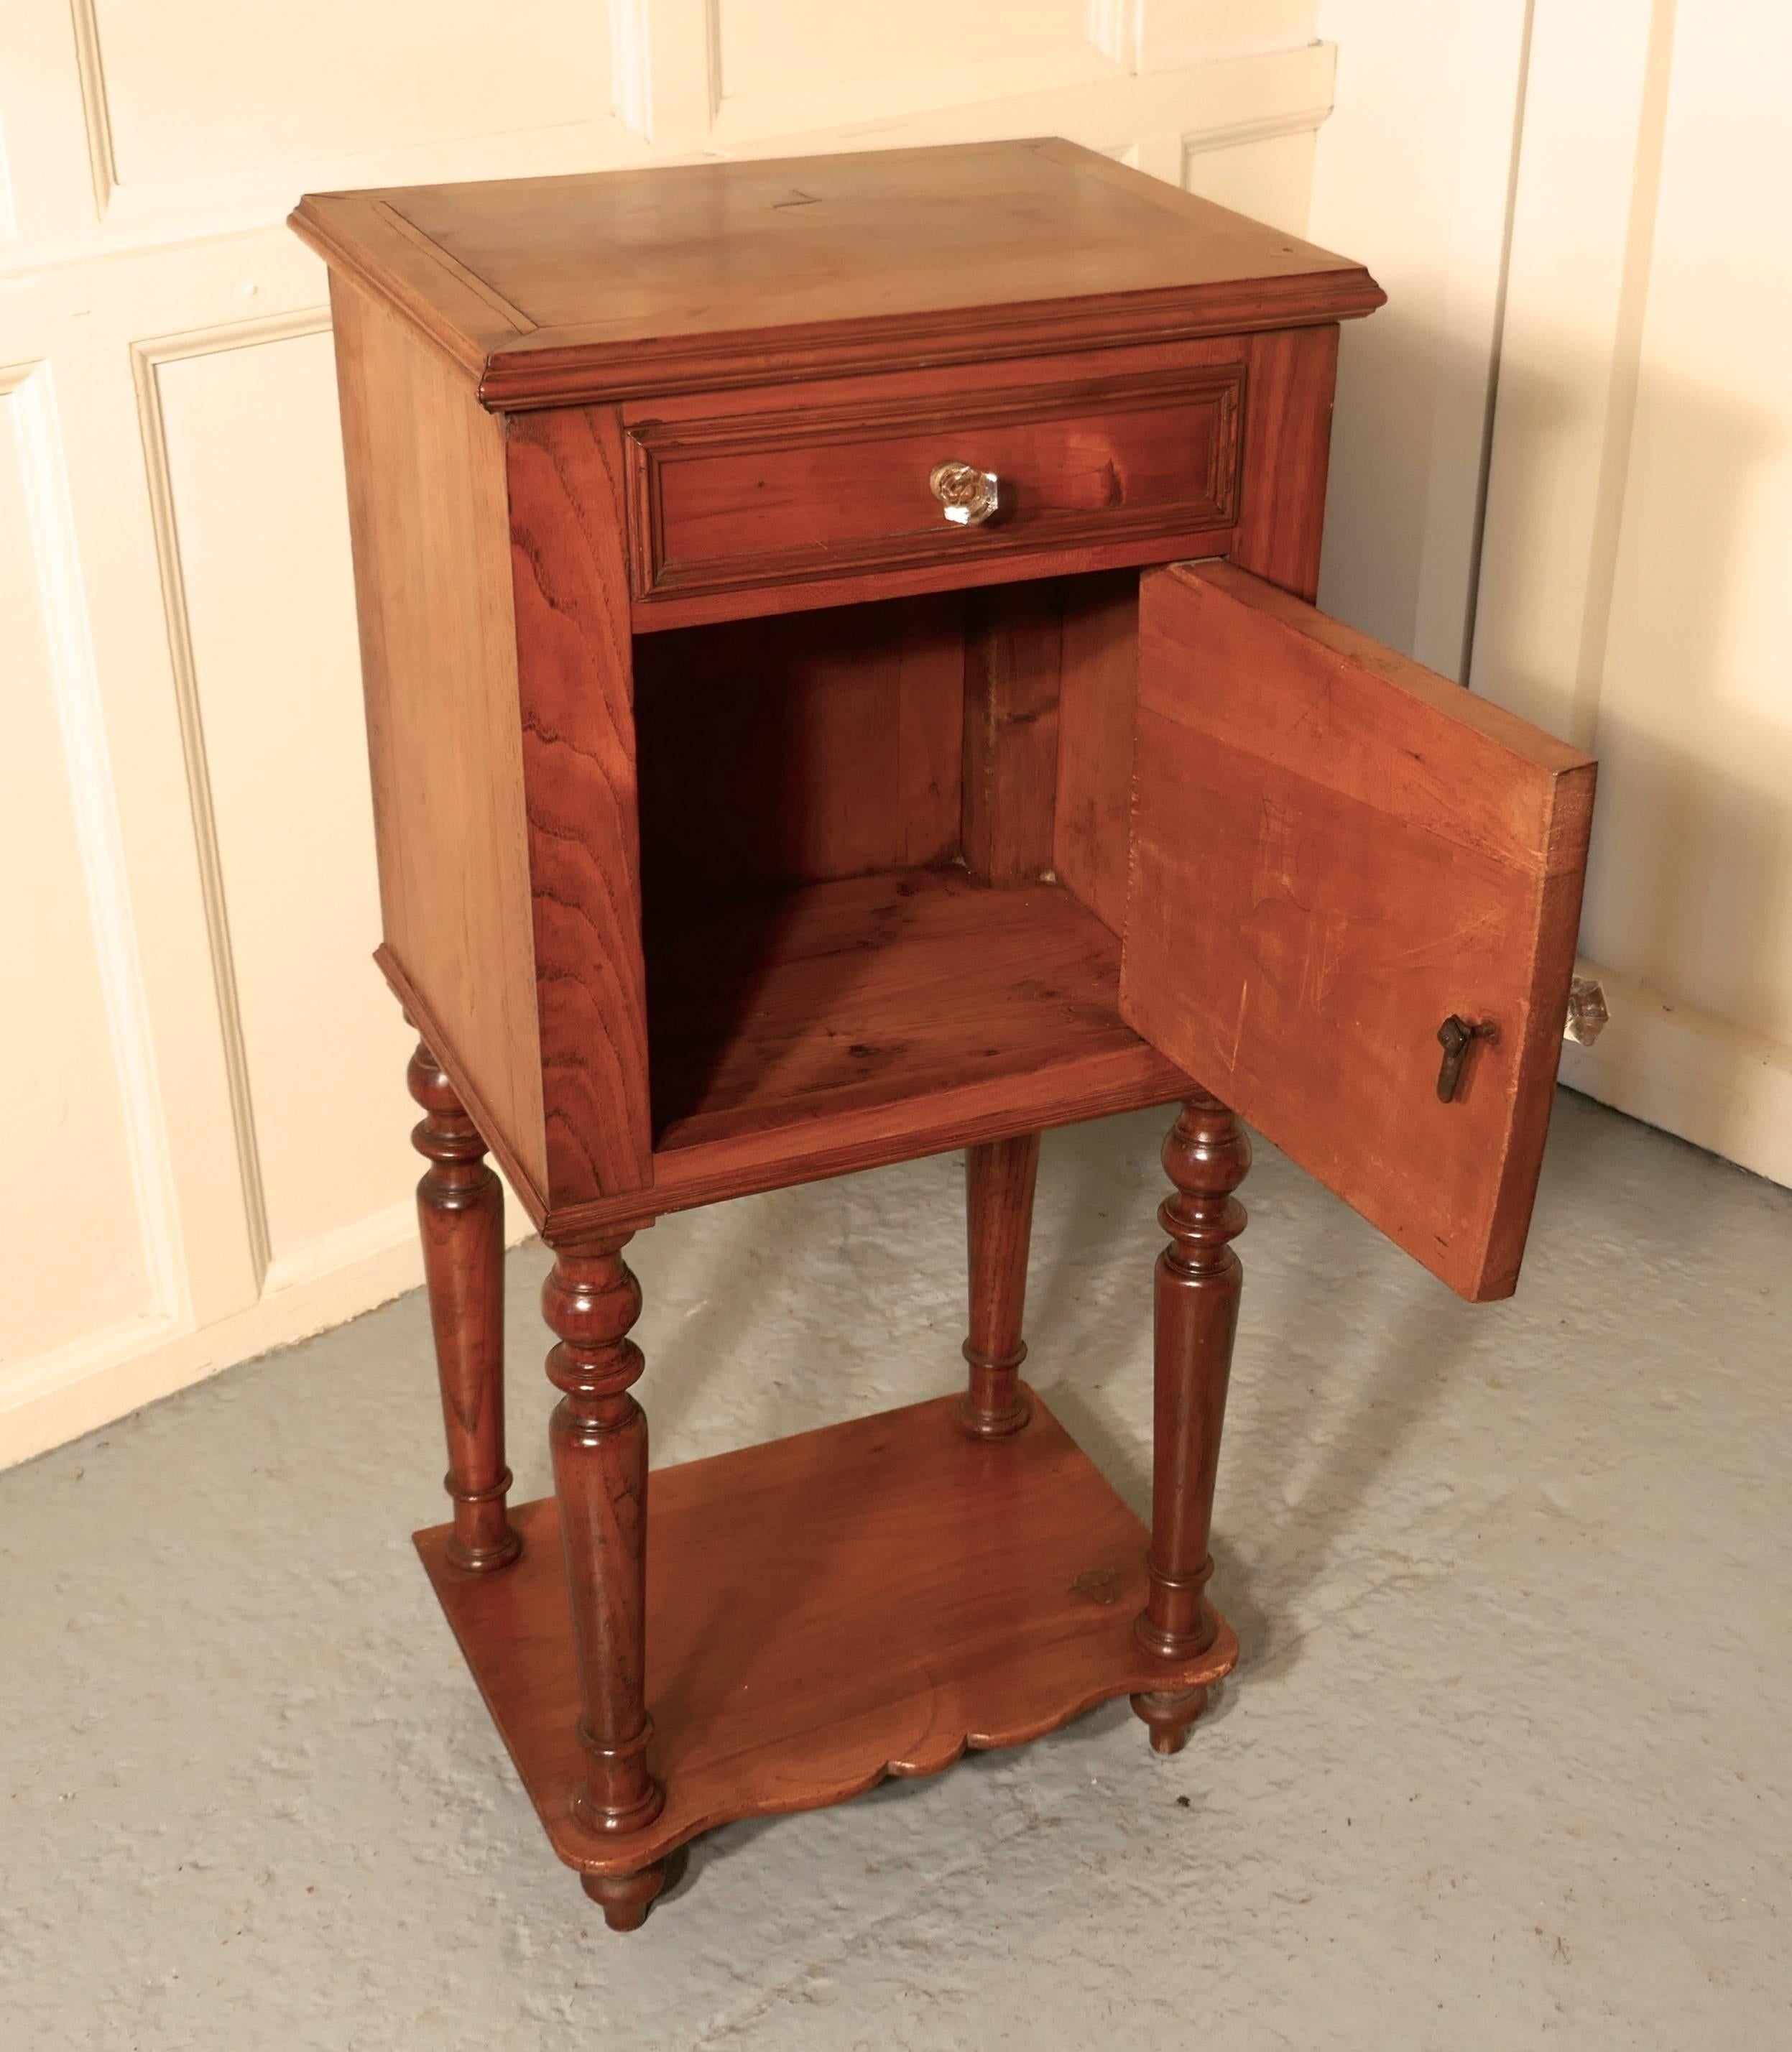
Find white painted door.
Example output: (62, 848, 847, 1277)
(1, 1, 1340, 1465)
(1469, 0, 1792, 1188)
(1301, 0, 1792, 1191)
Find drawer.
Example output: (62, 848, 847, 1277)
(621, 346, 1244, 611)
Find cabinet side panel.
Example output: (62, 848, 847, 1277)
(1232, 325, 1340, 601)
(330, 277, 548, 1208)
(505, 407, 654, 1208)
(1054, 570, 1140, 935)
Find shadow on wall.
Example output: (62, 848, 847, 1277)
(1473, 351, 1791, 1048)
(1317, 297, 1469, 666)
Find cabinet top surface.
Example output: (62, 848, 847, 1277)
(291, 137, 1381, 409)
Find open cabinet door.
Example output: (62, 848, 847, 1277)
(1120, 561, 1595, 1302)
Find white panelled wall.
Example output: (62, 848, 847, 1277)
(1472, 0, 1792, 1189)
(1312, 0, 1792, 1192)
(2, 1, 1340, 1466)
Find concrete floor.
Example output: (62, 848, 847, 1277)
(3, 1091, 1788, 2051)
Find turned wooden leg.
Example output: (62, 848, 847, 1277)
(543, 1235, 667, 1931)
(1131, 1091, 1250, 1755)
(407, 1040, 519, 1573)
(956, 1133, 1040, 1439)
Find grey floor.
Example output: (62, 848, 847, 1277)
(4, 1091, 1789, 2051)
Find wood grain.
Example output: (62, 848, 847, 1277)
(633, 595, 964, 918)
(1054, 570, 1142, 933)
(415, 1392, 1239, 1881)
(1120, 561, 1596, 1300)
(1130, 1094, 1250, 1755)
(407, 1040, 519, 1573)
(329, 277, 548, 1198)
(548, 1083, 1192, 1251)
(291, 139, 1384, 410)
(377, 948, 548, 1227)
(498, 866, 1185, 1242)
(504, 405, 655, 1209)
(959, 1134, 1040, 1439)
(628, 517, 1237, 637)
(962, 583, 1063, 886)
(1232, 324, 1341, 601)
(619, 336, 1245, 630)
(644, 865, 1176, 1157)
(624, 364, 1239, 604)
(540, 1239, 664, 1870)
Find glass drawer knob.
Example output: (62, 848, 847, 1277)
(929, 460, 1001, 527)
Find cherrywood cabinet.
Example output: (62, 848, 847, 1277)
(292, 138, 1593, 1933)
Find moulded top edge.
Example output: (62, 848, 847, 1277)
(290, 139, 1385, 412)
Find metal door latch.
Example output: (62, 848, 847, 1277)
(1436, 1015, 1496, 1102)
(1436, 978, 1609, 1103)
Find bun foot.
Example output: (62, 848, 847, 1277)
(581, 1861, 668, 1933)
(1130, 1685, 1210, 1755)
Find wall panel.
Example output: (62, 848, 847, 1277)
(718, 0, 1108, 116)
(152, 328, 420, 1267)
(91, 0, 613, 185)
(1306, 0, 1530, 679)
(0, 372, 154, 1362)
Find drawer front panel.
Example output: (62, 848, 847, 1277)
(624, 364, 1243, 604)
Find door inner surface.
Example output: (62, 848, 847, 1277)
(1121, 560, 1596, 1301)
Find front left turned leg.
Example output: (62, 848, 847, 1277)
(408, 1041, 519, 1573)
(542, 1234, 667, 1932)
(1131, 1091, 1250, 1755)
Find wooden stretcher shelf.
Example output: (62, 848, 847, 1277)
(416, 1391, 1239, 1877)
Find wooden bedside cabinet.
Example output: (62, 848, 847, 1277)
(290, 139, 1594, 1933)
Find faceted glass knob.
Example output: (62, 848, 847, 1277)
(1564, 975, 1609, 1046)
(929, 460, 1001, 527)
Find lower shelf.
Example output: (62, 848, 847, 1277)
(415, 1390, 1237, 1877)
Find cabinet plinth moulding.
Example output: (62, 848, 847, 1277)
(297, 137, 1595, 1933)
